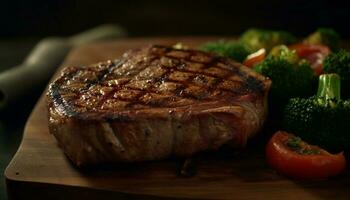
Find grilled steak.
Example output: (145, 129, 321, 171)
(47, 45, 271, 166)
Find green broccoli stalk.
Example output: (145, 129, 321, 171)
(200, 40, 251, 62)
(283, 74, 350, 152)
(316, 73, 340, 105)
(239, 28, 297, 52)
(323, 49, 350, 98)
(254, 50, 315, 110)
(305, 28, 341, 51)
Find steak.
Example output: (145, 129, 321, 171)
(47, 45, 271, 166)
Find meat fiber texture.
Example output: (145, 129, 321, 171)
(47, 45, 271, 166)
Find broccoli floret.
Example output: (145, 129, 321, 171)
(323, 49, 350, 98)
(200, 40, 250, 62)
(283, 74, 350, 152)
(269, 45, 299, 64)
(239, 28, 297, 52)
(254, 54, 315, 108)
(305, 28, 341, 51)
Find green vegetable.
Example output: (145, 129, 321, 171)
(200, 40, 250, 62)
(269, 45, 299, 64)
(254, 51, 315, 108)
(305, 28, 341, 51)
(323, 49, 350, 98)
(286, 136, 302, 149)
(286, 136, 321, 155)
(283, 74, 350, 152)
(239, 28, 297, 52)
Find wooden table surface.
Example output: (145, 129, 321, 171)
(5, 37, 350, 200)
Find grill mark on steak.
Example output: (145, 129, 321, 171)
(47, 45, 272, 165)
(48, 45, 269, 120)
(49, 60, 123, 117)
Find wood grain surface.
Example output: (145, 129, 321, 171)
(5, 37, 350, 200)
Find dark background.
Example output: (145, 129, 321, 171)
(1, 0, 350, 38)
(0, 0, 350, 199)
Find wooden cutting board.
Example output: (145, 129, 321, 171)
(5, 37, 350, 200)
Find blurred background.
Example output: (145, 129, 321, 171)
(1, 0, 350, 74)
(0, 0, 350, 199)
(1, 0, 350, 64)
(2, 0, 350, 37)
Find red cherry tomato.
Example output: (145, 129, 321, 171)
(289, 43, 331, 75)
(266, 131, 346, 179)
(243, 48, 266, 68)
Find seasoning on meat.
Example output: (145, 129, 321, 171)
(47, 45, 271, 166)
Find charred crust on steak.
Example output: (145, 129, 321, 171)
(47, 45, 271, 121)
(47, 45, 272, 165)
